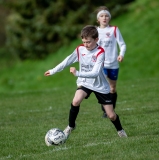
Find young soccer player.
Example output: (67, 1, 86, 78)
(95, 6, 126, 118)
(44, 25, 127, 140)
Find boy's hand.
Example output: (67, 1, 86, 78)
(44, 70, 51, 76)
(70, 67, 76, 76)
(117, 55, 124, 62)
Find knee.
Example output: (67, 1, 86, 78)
(72, 99, 80, 106)
(107, 113, 116, 121)
(110, 87, 116, 93)
(109, 83, 117, 93)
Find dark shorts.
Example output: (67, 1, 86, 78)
(77, 86, 112, 105)
(103, 68, 119, 80)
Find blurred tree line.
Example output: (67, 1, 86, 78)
(0, 0, 135, 60)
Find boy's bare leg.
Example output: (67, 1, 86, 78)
(103, 104, 116, 120)
(72, 89, 87, 106)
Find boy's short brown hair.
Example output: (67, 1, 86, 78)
(81, 25, 98, 39)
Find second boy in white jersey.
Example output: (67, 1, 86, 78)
(44, 25, 127, 141)
(95, 6, 126, 117)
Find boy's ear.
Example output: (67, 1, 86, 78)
(95, 38, 99, 42)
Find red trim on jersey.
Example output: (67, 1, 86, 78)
(96, 46, 104, 58)
(76, 44, 84, 61)
(109, 25, 117, 38)
(114, 26, 117, 38)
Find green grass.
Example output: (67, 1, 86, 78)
(0, 0, 159, 159)
(0, 77, 159, 160)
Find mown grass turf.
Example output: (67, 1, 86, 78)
(0, 77, 159, 160)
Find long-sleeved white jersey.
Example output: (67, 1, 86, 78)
(97, 25, 126, 69)
(49, 44, 110, 94)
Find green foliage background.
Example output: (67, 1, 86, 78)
(2, 0, 134, 59)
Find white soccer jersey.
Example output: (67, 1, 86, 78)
(49, 44, 110, 94)
(97, 25, 126, 69)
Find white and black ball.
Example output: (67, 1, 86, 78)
(45, 128, 66, 146)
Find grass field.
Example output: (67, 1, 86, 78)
(0, 77, 159, 160)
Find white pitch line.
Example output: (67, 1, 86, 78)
(7, 105, 150, 115)
(8, 106, 53, 115)
(1, 133, 157, 159)
(0, 141, 113, 160)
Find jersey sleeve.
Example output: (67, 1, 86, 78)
(76, 52, 104, 78)
(116, 27, 126, 57)
(49, 50, 78, 75)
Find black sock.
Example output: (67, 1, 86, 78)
(69, 103, 80, 128)
(111, 114, 123, 131)
(110, 92, 117, 109)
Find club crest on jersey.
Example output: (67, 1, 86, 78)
(92, 55, 97, 62)
(106, 32, 110, 37)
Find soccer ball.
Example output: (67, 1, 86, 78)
(45, 128, 66, 146)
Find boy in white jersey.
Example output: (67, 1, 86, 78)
(44, 25, 127, 141)
(95, 6, 126, 118)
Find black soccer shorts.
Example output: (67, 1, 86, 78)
(77, 86, 113, 105)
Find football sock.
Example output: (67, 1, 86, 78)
(69, 103, 80, 128)
(111, 114, 123, 131)
(110, 92, 117, 109)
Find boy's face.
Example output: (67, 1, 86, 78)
(97, 13, 110, 26)
(82, 37, 98, 51)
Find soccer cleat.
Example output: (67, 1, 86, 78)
(102, 112, 107, 118)
(63, 125, 75, 139)
(118, 129, 127, 137)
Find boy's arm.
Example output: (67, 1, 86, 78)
(44, 51, 78, 76)
(116, 27, 126, 57)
